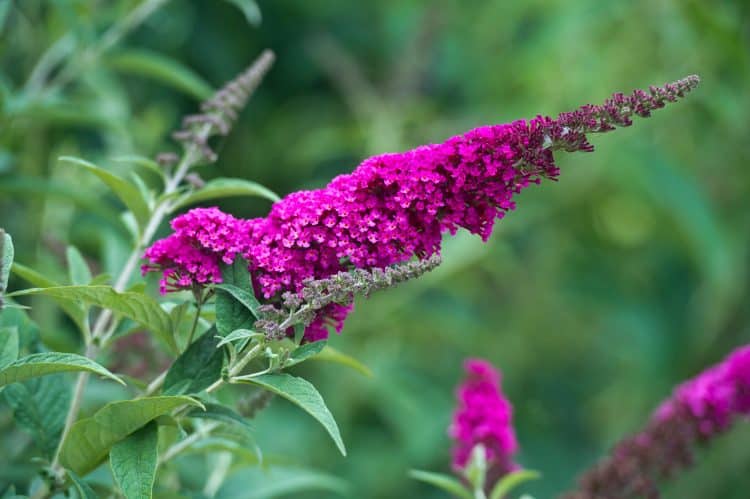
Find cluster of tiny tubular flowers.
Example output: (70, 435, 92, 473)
(565, 344, 750, 499)
(449, 359, 519, 480)
(142, 76, 699, 340)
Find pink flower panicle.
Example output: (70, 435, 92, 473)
(566, 344, 750, 499)
(449, 359, 519, 480)
(142, 76, 699, 340)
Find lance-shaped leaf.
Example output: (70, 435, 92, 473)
(408, 470, 473, 499)
(234, 373, 346, 456)
(59, 156, 151, 230)
(66, 246, 92, 285)
(0, 352, 123, 388)
(107, 49, 213, 101)
(1, 229, 13, 292)
(60, 396, 202, 475)
(187, 402, 252, 430)
(68, 471, 98, 499)
(110, 422, 159, 499)
(172, 177, 279, 211)
(8, 285, 175, 352)
(489, 469, 541, 499)
(309, 346, 373, 377)
(216, 258, 255, 336)
(218, 466, 350, 499)
(0, 326, 19, 369)
(163, 327, 224, 395)
(214, 283, 261, 319)
(224, 0, 262, 27)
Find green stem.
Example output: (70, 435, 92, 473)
(185, 294, 204, 348)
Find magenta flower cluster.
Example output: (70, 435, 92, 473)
(567, 344, 750, 499)
(143, 76, 699, 340)
(449, 359, 518, 478)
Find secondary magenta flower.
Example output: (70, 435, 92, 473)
(143, 76, 699, 340)
(566, 344, 750, 499)
(449, 359, 518, 479)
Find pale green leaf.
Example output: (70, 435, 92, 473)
(217, 466, 350, 499)
(187, 402, 252, 430)
(284, 340, 326, 368)
(66, 246, 92, 285)
(60, 396, 202, 475)
(216, 329, 262, 348)
(234, 373, 345, 455)
(8, 285, 175, 352)
(489, 469, 541, 499)
(111, 155, 165, 181)
(0, 352, 124, 388)
(59, 156, 151, 230)
(110, 422, 159, 499)
(0, 326, 19, 369)
(224, 0, 262, 27)
(10, 263, 89, 335)
(0, 229, 13, 292)
(311, 346, 373, 377)
(408, 470, 473, 499)
(163, 327, 224, 395)
(107, 49, 213, 100)
(172, 177, 279, 211)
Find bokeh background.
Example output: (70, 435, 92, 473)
(2, 0, 749, 497)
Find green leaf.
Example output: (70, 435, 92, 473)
(183, 436, 261, 464)
(216, 258, 255, 336)
(59, 156, 151, 231)
(111, 155, 164, 180)
(234, 373, 346, 456)
(110, 422, 159, 499)
(172, 177, 279, 211)
(107, 49, 213, 100)
(4, 375, 70, 458)
(218, 466, 350, 499)
(223, 0, 262, 27)
(68, 470, 98, 499)
(187, 402, 252, 430)
(311, 346, 373, 377)
(216, 328, 262, 348)
(10, 263, 89, 335)
(8, 285, 175, 352)
(284, 340, 327, 368)
(214, 283, 261, 319)
(0, 326, 19, 369)
(163, 326, 224, 395)
(0, 352, 123, 388)
(60, 396, 202, 475)
(489, 470, 541, 499)
(66, 246, 92, 285)
(0, 229, 13, 292)
(408, 470, 473, 499)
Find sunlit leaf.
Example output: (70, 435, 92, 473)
(110, 422, 159, 499)
(234, 373, 346, 456)
(171, 177, 279, 211)
(0, 352, 124, 388)
(408, 470, 472, 499)
(8, 285, 175, 352)
(60, 396, 202, 475)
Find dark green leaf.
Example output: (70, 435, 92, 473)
(4, 375, 70, 458)
(408, 470, 473, 499)
(284, 340, 327, 368)
(216, 258, 255, 336)
(214, 283, 261, 319)
(110, 422, 159, 499)
(59, 156, 151, 230)
(1, 229, 13, 292)
(0, 326, 19, 369)
(107, 49, 213, 100)
(163, 327, 224, 395)
(68, 470, 98, 499)
(0, 352, 124, 388)
(8, 285, 175, 352)
(60, 396, 202, 475)
(489, 469, 540, 499)
(188, 402, 252, 430)
(172, 177, 279, 211)
(66, 246, 92, 285)
(234, 373, 346, 455)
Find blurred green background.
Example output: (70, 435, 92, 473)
(1, 0, 749, 497)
